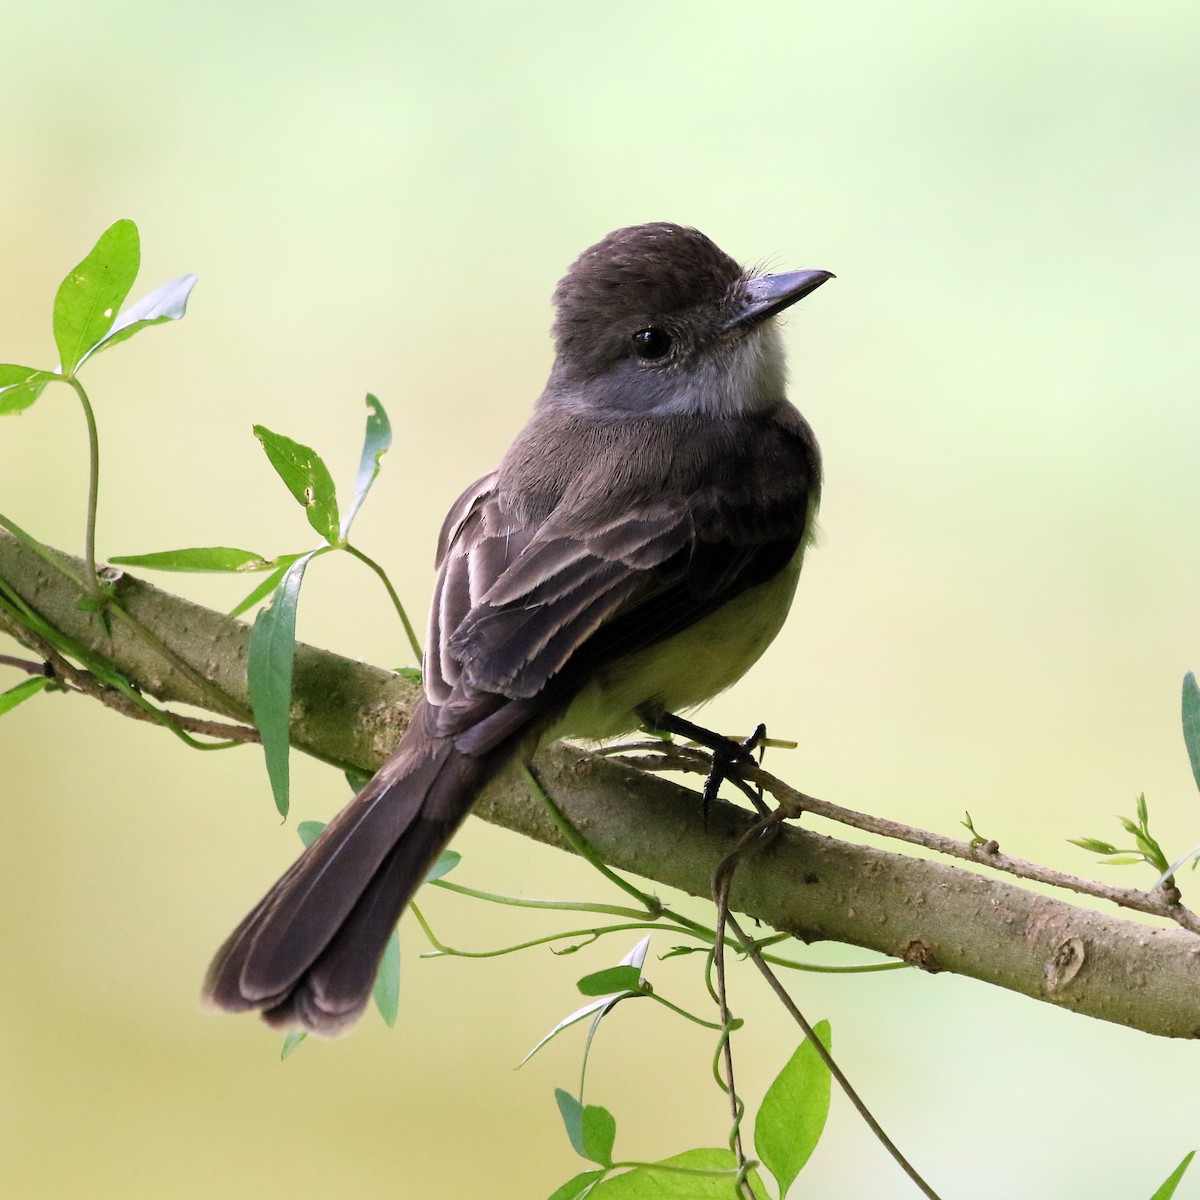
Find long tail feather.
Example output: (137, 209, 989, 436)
(202, 707, 489, 1034)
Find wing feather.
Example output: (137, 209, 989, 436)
(423, 416, 816, 738)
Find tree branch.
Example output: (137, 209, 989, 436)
(2, 527, 1198, 1040)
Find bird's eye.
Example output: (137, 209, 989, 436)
(631, 327, 673, 361)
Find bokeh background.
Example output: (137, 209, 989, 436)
(2, 2, 1199, 1197)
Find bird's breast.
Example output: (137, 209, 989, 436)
(548, 547, 804, 744)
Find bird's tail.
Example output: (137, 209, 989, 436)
(202, 706, 490, 1036)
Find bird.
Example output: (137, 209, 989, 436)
(203, 222, 832, 1035)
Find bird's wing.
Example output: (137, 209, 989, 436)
(424, 471, 810, 746)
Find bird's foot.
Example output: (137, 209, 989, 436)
(645, 712, 768, 819)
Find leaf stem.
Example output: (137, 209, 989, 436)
(417, 919, 664, 960)
(342, 543, 422, 663)
(430, 877, 652, 919)
(644, 991, 727, 1031)
(64, 375, 101, 598)
(524, 764, 664, 913)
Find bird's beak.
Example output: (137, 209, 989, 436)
(723, 268, 835, 333)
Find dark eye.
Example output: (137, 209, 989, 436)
(631, 327, 673, 361)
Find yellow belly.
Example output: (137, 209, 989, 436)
(548, 548, 803, 743)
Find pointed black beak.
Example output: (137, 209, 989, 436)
(723, 268, 835, 333)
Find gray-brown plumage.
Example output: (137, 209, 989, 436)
(203, 223, 831, 1034)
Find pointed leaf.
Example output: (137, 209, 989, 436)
(229, 556, 304, 617)
(253, 425, 340, 544)
(1068, 838, 1120, 856)
(622, 935, 652, 972)
(340, 393, 392, 539)
(754, 1019, 832, 1197)
(1183, 674, 1200, 795)
(426, 849, 461, 881)
(297, 820, 327, 848)
(577, 966, 642, 997)
(344, 768, 373, 792)
(585, 1149, 766, 1198)
(109, 546, 274, 573)
(0, 676, 49, 716)
(80, 272, 197, 364)
(546, 1170, 606, 1200)
(1150, 1151, 1195, 1200)
(248, 551, 318, 816)
(556, 1089, 586, 1156)
(54, 219, 140, 374)
(280, 1031, 306, 1059)
(0, 365, 55, 415)
(522, 997, 624, 1067)
(372, 928, 401, 1027)
(580, 1104, 616, 1167)
(0, 364, 49, 386)
(522, 937, 651, 1065)
(555, 1091, 615, 1166)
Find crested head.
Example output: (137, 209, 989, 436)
(544, 223, 830, 419)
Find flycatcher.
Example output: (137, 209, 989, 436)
(204, 223, 832, 1034)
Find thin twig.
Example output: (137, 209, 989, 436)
(0, 609, 257, 744)
(712, 804, 943, 1200)
(618, 747, 1200, 936)
(729, 909, 943, 1200)
(0, 653, 49, 675)
(711, 815, 788, 1200)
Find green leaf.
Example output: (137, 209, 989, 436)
(344, 768, 373, 793)
(53, 219, 141, 375)
(0, 676, 49, 716)
(1102, 855, 1146, 866)
(426, 849, 461, 882)
(396, 665, 422, 685)
(0, 364, 56, 415)
(555, 1089, 616, 1166)
(297, 820, 327, 848)
(253, 425, 340, 544)
(372, 928, 401, 1027)
(754, 1019, 832, 1197)
(577, 966, 642, 997)
(109, 546, 274, 573)
(546, 1170, 606, 1200)
(340, 393, 392, 539)
(280, 1031, 307, 1059)
(1068, 837, 1120, 856)
(1150, 1151, 1195, 1200)
(1183, 674, 1200, 796)
(1117, 816, 1142, 839)
(581, 1105, 616, 1167)
(556, 1088, 586, 1155)
(82, 272, 197, 363)
(586, 1149, 766, 1198)
(522, 937, 651, 1065)
(248, 551, 318, 816)
(229, 556, 304, 618)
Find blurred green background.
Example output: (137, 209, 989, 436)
(2, 2, 1199, 1196)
